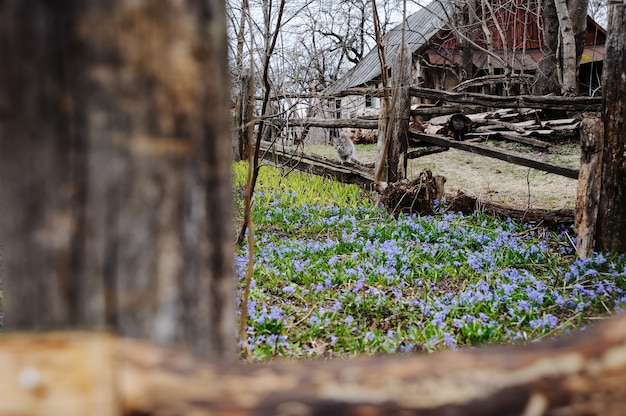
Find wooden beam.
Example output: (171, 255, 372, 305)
(3, 314, 626, 415)
(277, 118, 379, 129)
(328, 87, 600, 111)
(409, 129, 580, 179)
(410, 105, 467, 117)
(408, 87, 601, 111)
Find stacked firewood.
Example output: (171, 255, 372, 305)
(419, 109, 581, 149)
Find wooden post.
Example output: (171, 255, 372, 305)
(376, 99, 390, 183)
(575, 116, 604, 257)
(596, 2, 626, 253)
(375, 41, 411, 184)
(0, 0, 236, 360)
(235, 71, 254, 161)
(389, 41, 411, 182)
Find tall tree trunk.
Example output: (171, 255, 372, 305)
(570, 0, 590, 61)
(535, 0, 589, 95)
(595, 3, 626, 253)
(553, 0, 578, 95)
(534, 0, 563, 95)
(0, 0, 235, 361)
(459, 0, 476, 82)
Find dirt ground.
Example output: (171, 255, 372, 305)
(308, 140, 580, 210)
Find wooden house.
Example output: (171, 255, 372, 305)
(324, 0, 606, 120)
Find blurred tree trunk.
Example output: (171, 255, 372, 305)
(0, 0, 235, 361)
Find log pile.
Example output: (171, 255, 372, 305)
(420, 108, 581, 149)
(379, 169, 446, 216)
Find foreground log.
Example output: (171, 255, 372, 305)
(449, 190, 575, 226)
(2, 314, 626, 415)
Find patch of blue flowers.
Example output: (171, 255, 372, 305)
(237, 191, 626, 359)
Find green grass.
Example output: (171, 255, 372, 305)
(234, 162, 626, 360)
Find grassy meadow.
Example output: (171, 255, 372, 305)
(233, 162, 626, 360)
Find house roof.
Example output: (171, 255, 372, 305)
(324, 1, 607, 96)
(324, 0, 456, 95)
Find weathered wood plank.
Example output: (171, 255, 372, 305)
(576, 116, 604, 257)
(279, 118, 379, 129)
(407, 87, 601, 111)
(409, 129, 579, 179)
(331, 87, 602, 111)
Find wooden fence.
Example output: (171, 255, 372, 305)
(261, 86, 598, 181)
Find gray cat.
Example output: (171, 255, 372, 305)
(333, 132, 368, 166)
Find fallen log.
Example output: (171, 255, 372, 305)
(448, 189, 575, 225)
(2, 313, 626, 415)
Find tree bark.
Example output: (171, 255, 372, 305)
(0, 0, 235, 360)
(595, 3, 626, 253)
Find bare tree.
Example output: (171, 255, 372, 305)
(534, 0, 590, 95)
(588, 0, 607, 25)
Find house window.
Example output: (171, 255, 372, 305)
(335, 98, 341, 119)
(365, 94, 372, 108)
